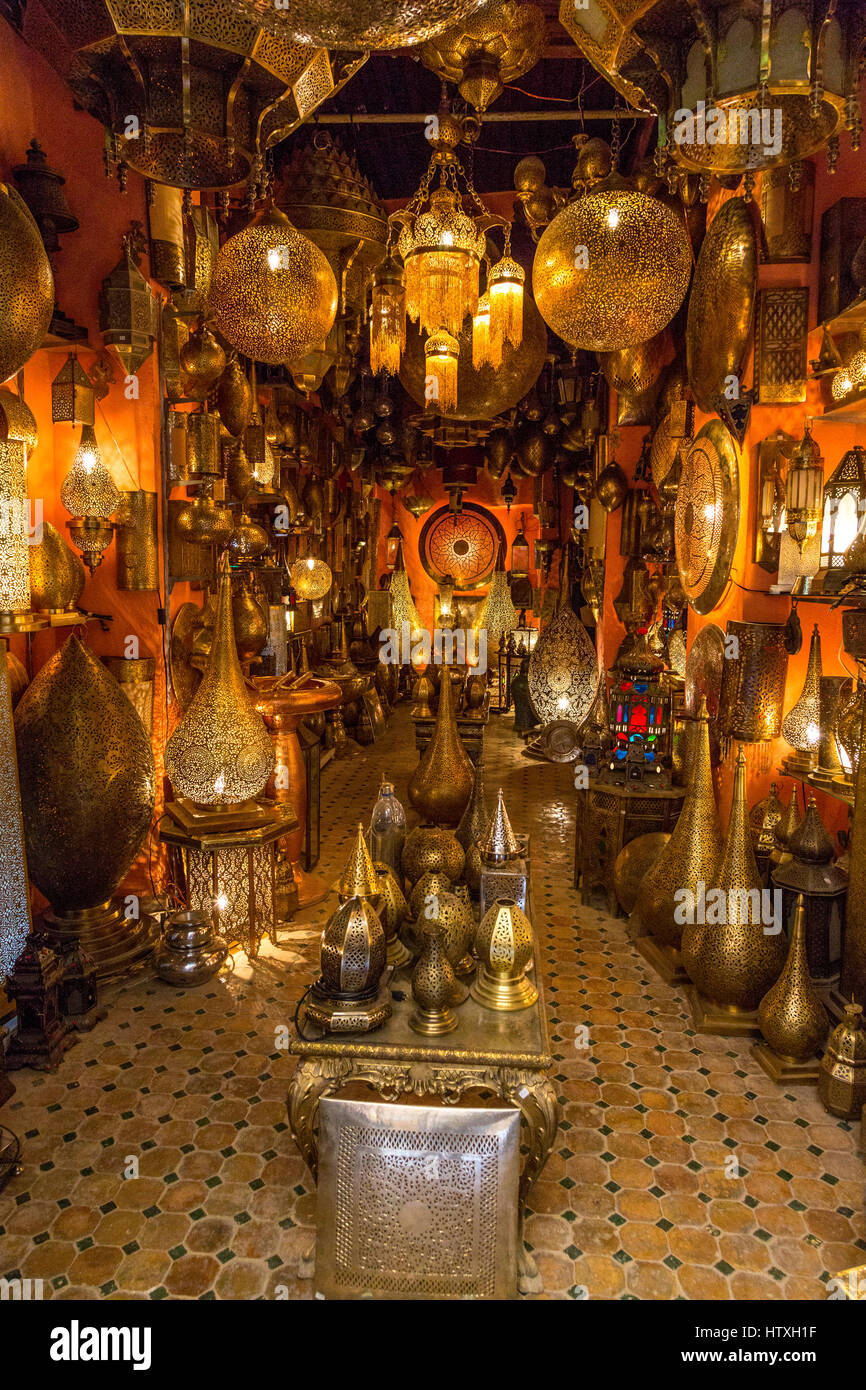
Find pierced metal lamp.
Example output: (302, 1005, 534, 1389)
(781, 623, 823, 776)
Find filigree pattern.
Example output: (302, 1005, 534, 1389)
(419, 503, 504, 589)
(527, 604, 599, 726)
(675, 422, 739, 616)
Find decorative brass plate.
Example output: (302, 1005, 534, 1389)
(684, 621, 726, 765)
(686, 197, 757, 416)
(419, 502, 506, 590)
(675, 422, 739, 616)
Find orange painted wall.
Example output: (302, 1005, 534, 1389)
(601, 114, 866, 837)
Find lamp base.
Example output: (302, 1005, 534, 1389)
(305, 981, 392, 1034)
(0, 610, 49, 634)
(634, 933, 690, 986)
(165, 796, 276, 835)
(41, 899, 160, 982)
(685, 987, 761, 1037)
(470, 965, 538, 1012)
(750, 1041, 821, 1084)
(409, 1004, 459, 1035)
(780, 751, 817, 777)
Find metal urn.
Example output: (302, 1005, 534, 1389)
(156, 911, 228, 988)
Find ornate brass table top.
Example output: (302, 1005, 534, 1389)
(289, 953, 551, 1071)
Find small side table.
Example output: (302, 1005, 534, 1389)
(286, 907, 558, 1297)
(574, 778, 685, 917)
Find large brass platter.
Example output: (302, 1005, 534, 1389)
(674, 422, 739, 616)
(684, 620, 726, 765)
(686, 197, 757, 415)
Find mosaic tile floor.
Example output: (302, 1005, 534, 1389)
(1, 704, 864, 1301)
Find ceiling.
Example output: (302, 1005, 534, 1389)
(276, 4, 634, 204)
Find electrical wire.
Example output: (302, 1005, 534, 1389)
(293, 980, 318, 1042)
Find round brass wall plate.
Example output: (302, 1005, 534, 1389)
(674, 421, 739, 615)
(686, 196, 757, 415)
(418, 502, 506, 590)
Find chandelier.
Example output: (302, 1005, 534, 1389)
(374, 106, 523, 412)
(419, 1, 546, 113)
(558, 0, 865, 177)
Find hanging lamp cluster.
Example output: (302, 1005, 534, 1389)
(369, 103, 524, 413)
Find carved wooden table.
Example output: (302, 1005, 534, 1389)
(287, 927, 558, 1296)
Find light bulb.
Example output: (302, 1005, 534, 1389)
(215, 892, 229, 914)
(606, 207, 620, 229)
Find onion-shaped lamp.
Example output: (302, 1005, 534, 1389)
(470, 897, 538, 1010)
(60, 424, 121, 574)
(781, 623, 822, 775)
(208, 203, 337, 367)
(165, 552, 274, 807)
(306, 894, 391, 1033)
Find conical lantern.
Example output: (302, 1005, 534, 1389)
(164, 553, 274, 806)
(408, 661, 473, 826)
(770, 782, 803, 873)
(14, 635, 156, 975)
(471, 898, 537, 1011)
(635, 699, 723, 983)
(753, 893, 829, 1082)
(456, 757, 488, 850)
(781, 623, 822, 774)
(480, 787, 520, 863)
(682, 746, 787, 1033)
(388, 541, 423, 633)
(336, 823, 382, 911)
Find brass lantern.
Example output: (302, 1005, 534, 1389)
(558, 0, 866, 175)
(237, 0, 487, 49)
(820, 446, 866, 573)
(98, 233, 158, 376)
(783, 423, 824, 552)
(24, 0, 367, 191)
(51, 354, 94, 428)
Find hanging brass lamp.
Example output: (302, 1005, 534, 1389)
(420, 2, 545, 112)
(682, 747, 787, 1034)
(25, 0, 367, 191)
(61, 425, 121, 575)
(241, 0, 487, 49)
(408, 660, 474, 826)
(164, 552, 274, 807)
(532, 143, 691, 354)
(0, 182, 53, 384)
(635, 699, 723, 984)
(209, 204, 337, 367)
(370, 256, 406, 377)
(558, 0, 865, 176)
(527, 592, 598, 726)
